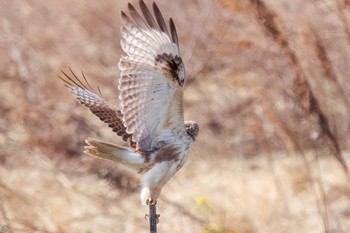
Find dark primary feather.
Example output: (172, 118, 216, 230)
(169, 18, 178, 47)
(59, 69, 136, 147)
(152, 2, 169, 35)
(139, 0, 159, 30)
(121, 11, 132, 27)
(60, 67, 93, 93)
(128, 2, 148, 29)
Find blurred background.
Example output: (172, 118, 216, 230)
(1, 0, 350, 232)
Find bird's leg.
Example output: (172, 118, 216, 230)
(146, 198, 159, 232)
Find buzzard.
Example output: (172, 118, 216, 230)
(60, 0, 199, 205)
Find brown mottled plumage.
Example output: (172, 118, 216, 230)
(59, 69, 135, 147)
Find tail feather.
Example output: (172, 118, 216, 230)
(84, 138, 145, 169)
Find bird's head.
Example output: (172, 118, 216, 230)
(185, 121, 199, 141)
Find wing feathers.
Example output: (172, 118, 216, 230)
(119, 0, 184, 150)
(122, 10, 159, 49)
(128, 3, 149, 30)
(123, 1, 177, 54)
(169, 18, 178, 47)
(139, 0, 159, 30)
(120, 40, 155, 61)
(59, 69, 136, 147)
(152, 2, 169, 36)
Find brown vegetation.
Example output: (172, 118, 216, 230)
(0, 0, 349, 232)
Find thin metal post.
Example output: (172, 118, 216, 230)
(149, 202, 158, 233)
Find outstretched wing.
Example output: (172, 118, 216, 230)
(59, 69, 136, 147)
(119, 0, 186, 151)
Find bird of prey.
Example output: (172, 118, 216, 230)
(60, 0, 199, 205)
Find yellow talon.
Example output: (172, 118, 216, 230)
(144, 213, 160, 223)
(146, 198, 157, 206)
(156, 214, 160, 224)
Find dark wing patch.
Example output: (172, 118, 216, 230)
(155, 53, 185, 87)
(59, 69, 136, 148)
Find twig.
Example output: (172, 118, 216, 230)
(148, 203, 158, 233)
(250, 0, 350, 179)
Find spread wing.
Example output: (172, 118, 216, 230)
(59, 69, 136, 148)
(119, 0, 186, 151)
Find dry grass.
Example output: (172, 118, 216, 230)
(1, 0, 350, 232)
